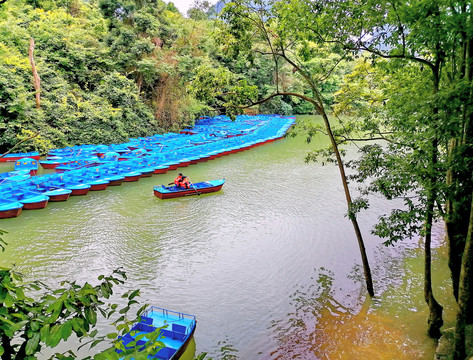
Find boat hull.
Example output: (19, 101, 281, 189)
(123, 173, 141, 182)
(153, 167, 169, 174)
(22, 200, 48, 210)
(48, 193, 70, 202)
(69, 187, 90, 196)
(89, 183, 109, 191)
(0, 153, 40, 162)
(0, 207, 22, 219)
(108, 179, 124, 186)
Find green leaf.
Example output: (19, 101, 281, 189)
(40, 324, 50, 342)
(4, 292, 14, 307)
(25, 333, 40, 355)
(128, 289, 140, 300)
(47, 324, 63, 347)
(61, 320, 73, 340)
(85, 307, 97, 325)
(15, 287, 25, 301)
(30, 320, 40, 332)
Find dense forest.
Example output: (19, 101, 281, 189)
(0, 0, 324, 154)
(2, 0, 473, 359)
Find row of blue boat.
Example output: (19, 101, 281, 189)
(0, 114, 295, 219)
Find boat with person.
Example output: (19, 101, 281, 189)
(153, 179, 225, 199)
(116, 306, 196, 360)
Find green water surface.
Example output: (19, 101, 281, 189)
(0, 116, 456, 359)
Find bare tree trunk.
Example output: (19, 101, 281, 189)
(425, 144, 444, 337)
(453, 192, 473, 360)
(28, 38, 41, 109)
(1, 333, 13, 360)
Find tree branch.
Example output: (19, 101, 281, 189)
(0, 131, 41, 158)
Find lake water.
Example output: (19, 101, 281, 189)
(0, 116, 457, 359)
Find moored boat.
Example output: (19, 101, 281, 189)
(0, 170, 30, 184)
(0, 152, 40, 162)
(41, 188, 72, 201)
(14, 158, 38, 176)
(153, 179, 225, 199)
(122, 171, 142, 182)
(24, 180, 73, 202)
(116, 306, 196, 360)
(2, 189, 49, 210)
(0, 200, 23, 219)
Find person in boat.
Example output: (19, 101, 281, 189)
(180, 176, 191, 189)
(174, 173, 184, 187)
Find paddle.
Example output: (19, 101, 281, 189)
(186, 176, 201, 196)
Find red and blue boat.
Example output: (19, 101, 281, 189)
(153, 179, 225, 199)
(0, 152, 40, 162)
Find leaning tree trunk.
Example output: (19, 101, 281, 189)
(260, 86, 376, 297)
(1, 333, 13, 360)
(420, 59, 443, 338)
(285, 52, 375, 297)
(445, 33, 473, 323)
(320, 110, 375, 297)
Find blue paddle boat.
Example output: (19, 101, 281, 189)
(14, 157, 38, 175)
(0, 170, 30, 184)
(116, 306, 196, 360)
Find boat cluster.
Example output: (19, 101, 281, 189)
(0, 114, 295, 219)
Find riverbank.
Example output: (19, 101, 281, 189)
(435, 326, 473, 360)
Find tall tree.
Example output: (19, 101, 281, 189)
(219, 0, 375, 296)
(290, 0, 473, 344)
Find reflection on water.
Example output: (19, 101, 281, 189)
(268, 227, 455, 360)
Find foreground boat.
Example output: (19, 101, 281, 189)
(116, 306, 196, 360)
(153, 179, 225, 199)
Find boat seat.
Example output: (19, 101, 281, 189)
(131, 323, 157, 333)
(116, 333, 146, 353)
(153, 347, 177, 359)
(171, 324, 187, 340)
(140, 316, 153, 325)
